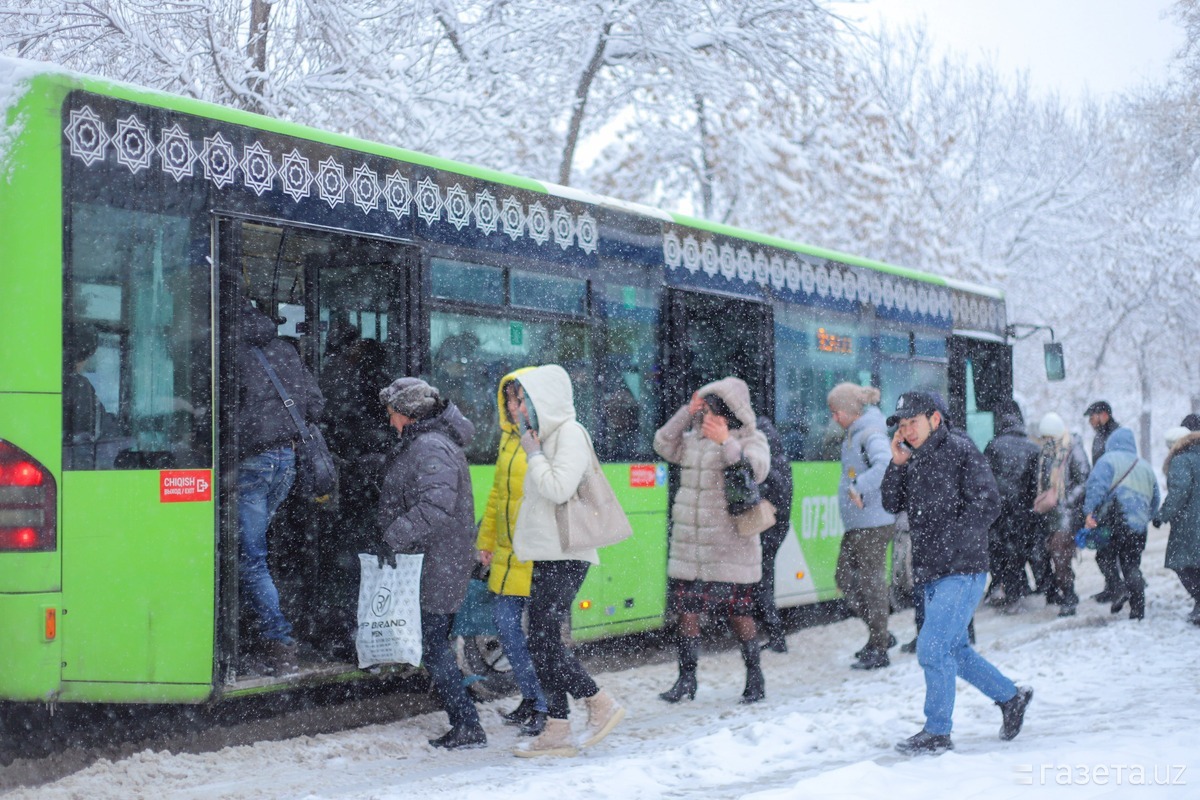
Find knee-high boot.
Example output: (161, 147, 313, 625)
(739, 639, 765, 704)
(659, 636, 699, 702)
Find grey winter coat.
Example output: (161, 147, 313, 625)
(378, 402, 477, 614)
(837, 406, 896, 531)
(654, 377, 770, 584)
(1159, 432, 1200, 572)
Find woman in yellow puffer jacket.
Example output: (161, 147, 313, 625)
(475, 367, 547, 734)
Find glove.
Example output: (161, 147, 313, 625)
(519, 427, 541, 456)
(1151, 518, 1162, 529)
(1074, 529, 1090, 549)
(370, 529, 397, 569)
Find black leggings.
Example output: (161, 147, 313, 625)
(528, 560, 599, 719)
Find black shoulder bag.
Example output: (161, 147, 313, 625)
(252, 347, 337, 502)
(1083, 460, 1138, 550)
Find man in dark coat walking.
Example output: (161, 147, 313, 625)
(1085, 400, 1124, 602)
(881, 392, 1032, 756)
(377, 377, 485, 750)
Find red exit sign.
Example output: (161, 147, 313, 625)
(630, 464, 658, 488)
(160, 470, 213, 502)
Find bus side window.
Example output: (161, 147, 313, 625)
(64, 202, 212, 470)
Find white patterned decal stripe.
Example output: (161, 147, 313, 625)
(64, 104, 596, 252)
(660, 227, 971, 326)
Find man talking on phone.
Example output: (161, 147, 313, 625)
(880, 391, 1033, 755)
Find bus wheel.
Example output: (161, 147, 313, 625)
(463, 635, 511, 676)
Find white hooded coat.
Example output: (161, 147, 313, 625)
(511, 364, 600, 564)
(654, 376, 769, 584)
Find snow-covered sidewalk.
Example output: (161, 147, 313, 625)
(10, 528, 1197, 799)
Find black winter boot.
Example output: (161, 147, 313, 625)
(738, 640, 765, 704)
(998, 685, 1033, 740)
(762, 624, 788, 653)
(1110, 589, 1131, 614)
(659, 636, 699, 703)
(500, 697, 538, 725)
(1129, 590, 1145, 620)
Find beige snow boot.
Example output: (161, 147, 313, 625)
(513, 717, 578, 758)
(579, 689, 625, 748)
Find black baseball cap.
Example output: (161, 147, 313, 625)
(1084, 400, 1112, 417)
(886, 391, 940, 427)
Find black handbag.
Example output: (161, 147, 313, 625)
(253, 347, 337, 501)
(723, 459, 763, 515)
(1080, 460, 1138, 550)
(723, 459, 776, 538)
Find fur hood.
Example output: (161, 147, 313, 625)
(695, 376, 759, 432)
(1165, 431, 1200, 471)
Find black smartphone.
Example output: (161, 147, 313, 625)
(900, 440, 914, 453)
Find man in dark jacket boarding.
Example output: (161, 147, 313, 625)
(881, 392, 1033, 756)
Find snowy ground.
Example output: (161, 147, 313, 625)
(8, 528, 1197, 800)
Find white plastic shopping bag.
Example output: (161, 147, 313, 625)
(356, 552, 423, 668)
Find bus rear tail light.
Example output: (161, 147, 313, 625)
(0, 440, 56, 552)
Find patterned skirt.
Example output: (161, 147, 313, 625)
(668, 578, 756, 616)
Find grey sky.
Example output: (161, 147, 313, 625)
(838, 0, 1184, 100)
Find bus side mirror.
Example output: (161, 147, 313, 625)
(1044, 342, 1065, 381)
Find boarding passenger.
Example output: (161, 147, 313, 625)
(828, 383, 897, 669)
(1031, 412, 1091, 617)
(882, 391, 1032, 756)
(236, 300, 325, 677)
(655, 378, 771, 705)
(376, 378, 485, 750)
(510, 365, 625, 757)
(475, 368, 549, 736)
(1081, 427, 1159, 621)
(1156, 421, 1200, 626)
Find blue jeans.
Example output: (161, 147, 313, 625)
(237, 447, 296, 643)
(492, 593, 547, 713)
(422, 612, 481, 730)
(917, 573, 1017, 735)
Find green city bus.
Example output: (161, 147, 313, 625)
(0, 57, 1013, 708)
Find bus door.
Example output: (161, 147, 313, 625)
(216, 219, 416, 679)
(948, 334, 1013, 452)
(661, 290, 773, 416)
(660, 289, 773, 542)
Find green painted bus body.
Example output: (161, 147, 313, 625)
(0, 62, 987, 706)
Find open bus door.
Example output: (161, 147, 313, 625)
(661, 290, 774, 417)
(216, 219, 418, 684)
(660, 289, 774, 557)
(948, 334, 1013, 452)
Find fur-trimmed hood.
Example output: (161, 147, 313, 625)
(1166, 431, 1200, 471)
(695, 376, 758, 432)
